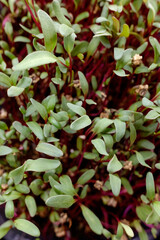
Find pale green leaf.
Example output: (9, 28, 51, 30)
(25, 158, 60, 172)
(0, 146, 12, 156)
(109, 174, 121, 196)
(12, 51, 58, 71)
(107, 155, 122, 173)
(136, 151, 151, 168)
(27, 121, 44, 140)
(38, 9, 57, 52)
(67, 103, 86, 116)
(93, 118, 113, 134)
(14, 219, 40, 237)
(7, 86, 24, 97)
(70, 115, 91, 131)
(0, 72, 12, 88)
(120, 223, 134, 238)
(36, 142, 63, 157)
(25, 196, 37, 217)
(78, 71, 89, 96)
(114, 119, 126, 142)
(146, 172, 155, 200)
(81, 205, 103, 235)
(30, 98, 48, 120)
(46, 195, 75, 208)
(91, 138, 108, 156)
(77, 169, 95, 184)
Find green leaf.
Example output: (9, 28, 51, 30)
(12, 51, 58, 71)
(64, 33, 76, 54)
(0, 146, 12, 156)
(9, 165, 25, 185)
(59, 24, 74, 37)
(146, 172, 155, 200)
(107, 155, 122, 173)
(0, 72, 12, 88)
(120, 24, 130, 37)
(149, 36, 160, 62)
(87, 38, 100, 59)
(14, 36, 30, 43)
(27, 121, 44, 140)
(2, 191, 21, 202)
(30, 98, 48, 120)
(38, 9, 57, 52)
(5, 201, 14, 219)
(114, 119, 126, 142)
(130, 122, 137, 146)
(77, 169, 95, 185)
(25, 158, 60, 172)
(59, 175, 76, 195)
(15, 184, 30, 194)
(46, 195, 75, 208)
(0, 220, 13, 239)
(113, 69, 128, 77)
(67, 103, 86, 116)
(30, 179, 43, 196)
(14, 219, 40, 237)
(109, 174, 121, 196)
(91, 138, 108, 156)
(78, 71, 89, 96)
(121, 177, 133, 195)
(13, 121, 31, 139)
(36, 142, 63, 157)
(109, 4, 123, 13)
(142, 98, 154, 109)
(52, 0, 71, 26)
(93, 118, 113, 134)
(145, 110, 160, 119)
(137, 139, 155, 150)
(135, 65, 149, 74)
(70, 115, 91, 131)
(7, 86, 24, 97)
(80, 205, 103, 235)
(135, 151, 151, 168)
(120, 223, 134, 238)
(75, 11, 89, 23)
(17, 77, 32, 88)
(25, 196, 37, 217)
(152, 201, 160, 217)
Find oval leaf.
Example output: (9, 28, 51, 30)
(14, 219, 40, 237)
(81, 205, 103, 235)
(91, 138, 108, 156)
(107, 155, 122, 173)
(46, 195, 75, 208)
(136, 151, 151, 168)
(25, 196, 37, 217)
(0, 146, 12, 156)
(27, 121, 44, 140)
(109, 174, 121, 196)
(0, 72, 12, 88)
(146, 172, 155, 200)
(38, 9, 57, 52)
(67, 103, 86, 116)
(77, 169, 95, 185)
(25, 158, 60, 172)
(36, 142, 63, 157)
(114, 119, 126, 142)
(7, 86, 24, 97)
(12, 51, 58, 71)
(70, 115, 91, 131)
(30, 98, 48, 121)
(78, 71, 89, 96)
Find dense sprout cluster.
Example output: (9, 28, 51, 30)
(0, 0, 160, 239)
